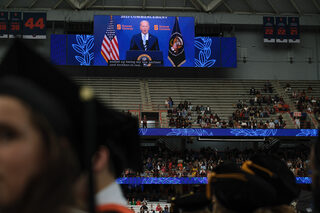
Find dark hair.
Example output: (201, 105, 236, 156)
(312, 142, 320, 212)
(2, 100, 81, 213)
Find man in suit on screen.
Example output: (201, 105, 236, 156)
(129, 20, 159, 51)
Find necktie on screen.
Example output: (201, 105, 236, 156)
(143, 34, 147, 51)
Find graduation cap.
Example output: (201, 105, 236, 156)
(0, 40, 141, 211)
(207, 163, 277, 213)
(242, 154, 300, 205)
(170, 191, 212, 212)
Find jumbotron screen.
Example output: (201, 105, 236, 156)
(50, 15, 237, 68)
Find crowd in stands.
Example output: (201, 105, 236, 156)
(164, 83, 291, 129)
(128, 198, 170, 213)
(123, 144, 310, 178)
(287, 84, 320, 123)
(166, 98, 236, 128)
(230, 86, 289, 129)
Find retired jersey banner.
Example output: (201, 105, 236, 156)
(23, 12, 47, 39)
(288, 17, 300, 43)
(94, 15, 194, 67)
(263, 16, 275, 43)
(9, 12, 22, 38)
(0, 11, 8, 38)
(276, 17, 288, 43)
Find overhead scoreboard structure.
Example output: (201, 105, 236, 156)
(0, 11, 46, 39)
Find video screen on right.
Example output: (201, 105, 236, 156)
(194, 36, 237, 68)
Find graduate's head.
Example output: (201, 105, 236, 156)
(0, 95, 80, 213)
(140, 20, 150, 34)
(0, 40, 89, 213)
(311, 141, 320, 212)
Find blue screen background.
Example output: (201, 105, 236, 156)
(93, 15, 195, 67)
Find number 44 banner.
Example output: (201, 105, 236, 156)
(23, 12, 46, 39)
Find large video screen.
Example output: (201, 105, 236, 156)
(50, 34, 94, 66)
(51, 34, 237, 68)
(194, 37, 237, 68)
(93, 15, 195, 67)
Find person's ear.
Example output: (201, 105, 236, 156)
(92, 146, 109, 172)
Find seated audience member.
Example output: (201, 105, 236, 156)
(131, 198, 136, 205)
(164, 205, 169, 213)
(142, 198, 148, 206)
(168, 97, 173, 108)
(188, 102, 193, 111)
(156, 204, 162, 211)
(250, 87, 256, 95)
(143, 115, 147, 128)
(165, 98, 169, 108)
(136, 199, 141, 205)
(285, 83, 291, 92)
(140, 203, 148, 212)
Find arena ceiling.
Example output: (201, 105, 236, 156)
(1, 0, 320, 25)
(1, 0, 320, 14)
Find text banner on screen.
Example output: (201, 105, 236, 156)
(0, 11, 8, 38)
(94, 15, 195, 67)
(23, 12, 47, 39)
(9, 12, 22, 38)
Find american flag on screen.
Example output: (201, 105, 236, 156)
(101, 16, 119, 63)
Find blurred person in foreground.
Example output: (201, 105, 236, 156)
(311, 142, 320, 213)
(0, 40, 141, 213)
(0, 40, 87, 213)
(241, 154, 300, 213)
(205, 155, 300, 213)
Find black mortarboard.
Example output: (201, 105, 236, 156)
(0, 40, 141, 176)
(242, 154, 300, 205)
(170, 191, 212, 212)
(207, 163, 277, 213)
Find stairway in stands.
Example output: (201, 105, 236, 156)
(272, 81, 297, 128)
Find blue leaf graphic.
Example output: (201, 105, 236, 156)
(194, 40, 205, 50)
(75, 56, 85, 65)
(76, 35, 85, 47)
(199, 51, 206, 64)
(204, 38, 212, 48)
(204, 48, 211, 59)
(84, 52, 90, 65)
(194, 58, 202, 67)
(72, 44, 84, 54)
(90, 53, 94, 61)
(86, 37, 94, 52)
(204, 59, 216, 67)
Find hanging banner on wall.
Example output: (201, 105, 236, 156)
(9, 12, 22, 38)
(288, 17, 300, 43)
(23, 12, 47, 39)
(0, 12, 8, 38)
(263, 16, 275, 43)
(275, 17, 288, 43)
